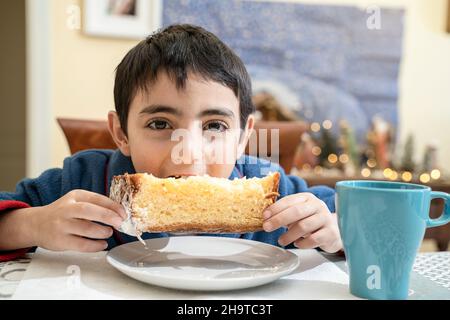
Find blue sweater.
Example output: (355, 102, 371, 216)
(0, 149, 335, 251)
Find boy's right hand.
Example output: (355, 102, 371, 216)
(31, 190, 126, 252)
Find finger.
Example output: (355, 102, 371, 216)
(68, 189, 127, 219)
(278, 214, 328, 246)
(263, 201, 319, 232)
(65, 235, 108, 252)
(263, 193, 309, 219)
(320, 237, 343, 254)
(67, 219, 114, 240)
(70, 202, 124, 229)
(293, 227, 330, 249)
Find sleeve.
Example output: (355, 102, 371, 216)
(0, 201, 33, 262)
(0, 168, 63, 262)
(0, 150, 111, 262)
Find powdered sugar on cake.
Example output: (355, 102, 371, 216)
(110, 174, 147, 246)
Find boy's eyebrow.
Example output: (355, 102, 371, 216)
(139, 105, 182, 116)
(198, 108, 235, 119)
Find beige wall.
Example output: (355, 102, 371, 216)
(49, 0, 450, 171)
(50, 0, 139, 167)
(398, 0, 450, 169)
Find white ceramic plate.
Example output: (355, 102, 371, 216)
(106, 236, 299, 291)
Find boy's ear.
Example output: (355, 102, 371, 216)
(108, 111, 131, 156)
(236, 114, 255, 159)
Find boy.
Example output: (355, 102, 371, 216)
(0, 24, 342, 261)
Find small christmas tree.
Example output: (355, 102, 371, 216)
(366, 116, 393, 169)
(422, 143, 438, 172)
(318, 127, 338, 166)
(339, 120, 359, 175)
(401, 134, 415, 172)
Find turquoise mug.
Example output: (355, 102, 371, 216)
(335, 180, 450, 300)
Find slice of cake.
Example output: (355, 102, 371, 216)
(109, 172, 280, 236)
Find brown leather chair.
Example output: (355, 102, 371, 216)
(245, 121, 308, 172)
(57, 118, 117, 154)
(57, 118, 307, 173)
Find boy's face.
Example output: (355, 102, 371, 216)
(109, 71, 254, 178)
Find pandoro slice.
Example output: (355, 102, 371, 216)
(109, 172, 280, 235)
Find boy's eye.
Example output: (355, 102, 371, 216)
(147, 120, 172, 130)
(203, 121, 228, 132)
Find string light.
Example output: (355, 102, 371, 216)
(401, 171, 412, 182)
(322, 120, 333, 130)
(302, 164, 312, 171)
(430, 169, 441, 180)
(383, 168, 393, 179)
(310, 122, 321, 132)
(339, 154, 349, 164)
(312, 146, 322, 156)
(361, 168, 371, 178)
(419, 173, 430, 183)
(389, 170, 398, 181)
(314, 166, 323, 174)
(367, 159, 377, 168)
(328, 153, 338, 164)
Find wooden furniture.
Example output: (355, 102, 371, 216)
(57, 118, 116, 154)
(244, 121, 308, 173)
(301, 175, 450, 251)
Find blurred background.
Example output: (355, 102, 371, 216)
(0, 0, 449, 250)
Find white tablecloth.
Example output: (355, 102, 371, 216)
(11, 248, 356, 300)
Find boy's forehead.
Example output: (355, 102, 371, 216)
(131, 71, 239, 112)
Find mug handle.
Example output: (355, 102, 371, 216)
(427, 191, 450, 228)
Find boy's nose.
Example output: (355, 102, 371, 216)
(186, 123, 206, 164)
(171, 125, 205, 165)
(184, 136, 203, 164)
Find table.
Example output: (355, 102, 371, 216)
(1, 249, 449, 300)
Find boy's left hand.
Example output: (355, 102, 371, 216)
(263, 193, 342, 253)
